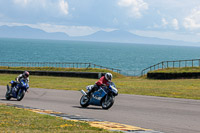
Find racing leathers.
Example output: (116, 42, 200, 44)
(87, 76, 109, 97)
(16, 74, 29, 83)
(10, 74, 29, 91)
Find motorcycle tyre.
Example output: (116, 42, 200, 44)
(101, 96, 114, 110)
(17, 90, 25, 101)
(80, 95, 90, 108)
(5, 85, 11, 100)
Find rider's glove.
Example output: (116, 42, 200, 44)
(101, 84, 107, 88)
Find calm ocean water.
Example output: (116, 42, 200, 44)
(1, 38, 200, 75)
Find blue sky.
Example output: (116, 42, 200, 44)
(0, 0, 200, 42)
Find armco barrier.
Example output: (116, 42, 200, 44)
(0, 69, 104, 79)
(147, 72, 200, 79)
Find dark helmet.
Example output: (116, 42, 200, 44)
(105, 73, 112, 82)
(23, 71, 29, 78)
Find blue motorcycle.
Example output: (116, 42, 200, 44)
(80, 82, 118, 109)
(5, 80, 29, 101)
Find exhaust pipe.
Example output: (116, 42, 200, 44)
(81, 90, 87, 96)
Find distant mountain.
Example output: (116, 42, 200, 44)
(0, 25, 69, 40)
(0, 25, 198, 46)
(72, 30, 141, 42)
(72, 30, 197, 46)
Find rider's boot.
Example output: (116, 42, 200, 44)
(87, 85, 98, 97)
(87, 90, 92, 98)
(7, 85, 12, 94)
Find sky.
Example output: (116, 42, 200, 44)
(0, 0, 200, 42)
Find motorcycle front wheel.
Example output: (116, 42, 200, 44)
(80, 95, 90, 108)
(101, 95, 114, 110)
(17, 90, 25, 101)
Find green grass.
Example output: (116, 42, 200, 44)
(0, 74, 200, 100)
(0, 105, 115, 133)
(115, 77, 200, 99)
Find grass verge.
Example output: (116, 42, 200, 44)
(0, 105, 114, 133)
(0, 74, 200, 100)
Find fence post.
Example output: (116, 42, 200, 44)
(167, 61, 168, 68)
(199, 59, 200, 67)
(88, 63, 91, 68)
(192, 60, 194, 67)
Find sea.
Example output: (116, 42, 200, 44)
(1, 38, 200, 76)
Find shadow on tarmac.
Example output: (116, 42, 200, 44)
(72, 105, 106, 110)
(0, 98, 18, 101)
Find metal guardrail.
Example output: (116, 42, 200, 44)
(141, 59, 200, 76)
(0, 69, 104, 79)
(0, 62, 121, 74)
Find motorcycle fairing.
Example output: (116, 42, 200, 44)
(89, 88, 107, 105)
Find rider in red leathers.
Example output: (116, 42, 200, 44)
(87, 73, 113, 97)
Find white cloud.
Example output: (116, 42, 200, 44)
(13, 0, 29, 6)
(154, 18, 179, 30)
(183, 6, 200, 30)
(59, 0, 69, 15)
(12, 0, 69, 16)
(0, 22, 113, 36)
(118, 0, 148, 18)
(172, 18, 179, 30)
(161, 18, 168, 27)
(37, 24, 96, 36)
(36, 23, 115, 36)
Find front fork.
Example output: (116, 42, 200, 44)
(81, 90, 87, 96)
(104, 95, 113, 104)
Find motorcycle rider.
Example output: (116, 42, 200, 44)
(16, 71, 30, 83)
(87, 73, 113, 97)
(10, 71, 30, 92)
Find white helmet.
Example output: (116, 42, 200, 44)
(105, 73, 112, 82)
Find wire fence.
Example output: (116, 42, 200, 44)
(141, 59, 200, 76)
(0, 62, 122, 74)
(120, 70, 141, 76)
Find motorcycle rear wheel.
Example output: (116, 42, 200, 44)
(80, 95, 90, 108)
(101, 96, 114, 110)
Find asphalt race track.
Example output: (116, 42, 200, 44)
(0, 85, 200, 133)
